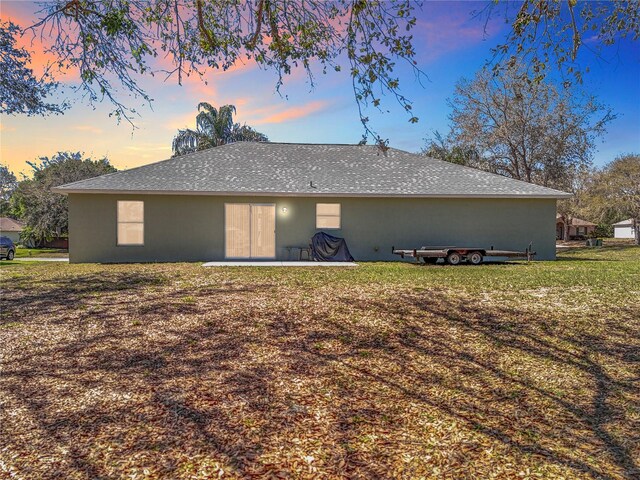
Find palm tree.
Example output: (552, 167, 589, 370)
(172, 103, 268, 156)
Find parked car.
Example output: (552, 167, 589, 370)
(0, 236, 16, 260)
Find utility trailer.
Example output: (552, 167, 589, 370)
(392, 244, 535, 265)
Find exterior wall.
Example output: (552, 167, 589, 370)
(573, 225, 595, 237)
(68, 194, 558, 263)
(614, 226, 634, 239)
(568, 225, 595, 238)
(556, 222, 596, 240)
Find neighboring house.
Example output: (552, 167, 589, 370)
(52, 142, 569, 263)
(0, 217, 24, 244)
(613, 218, 636, 239)
(42, 237, 69, 249)
(556, 215, 596, 240)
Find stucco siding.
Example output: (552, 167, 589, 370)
(68, 194, 557, 263)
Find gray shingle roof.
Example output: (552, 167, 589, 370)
(0, 217, 24, 232)
(555, 215, 596, 226)
(53, 142, 570, 198)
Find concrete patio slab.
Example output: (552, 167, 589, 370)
(12, 257, 69, 262)
(202, 261, 358, 267)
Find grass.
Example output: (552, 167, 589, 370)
(1, 246, 639, 479)
(14, 246, 68, 258)
(0, 259, 48, 266)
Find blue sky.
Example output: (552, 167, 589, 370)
(1, 1, 638, 175)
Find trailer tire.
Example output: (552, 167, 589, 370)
(468, 251, 483, 265)
(446, 252, 462, 265)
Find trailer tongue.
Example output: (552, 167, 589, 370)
(392, 245, 535, 265)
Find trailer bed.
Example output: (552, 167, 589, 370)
(392, 245, 535, 264)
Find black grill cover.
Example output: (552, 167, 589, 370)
(311, 232, 354, 262)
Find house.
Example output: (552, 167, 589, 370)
(0, 217, 24, 244)
(613, 218, 636, 239)
(555, 215, 596, 240)
(52, 142, 569, 263)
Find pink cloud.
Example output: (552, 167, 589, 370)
(251, 100, 331, 124)
(151, 55, 257, 94)
(4, 1, 260, 91)
(72, 125, 103, 134)
(1, 1, 81, 81)
(164, 111, 198, 131)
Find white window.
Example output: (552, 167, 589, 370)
(316, 203, 341, 229)
(117, 201, 144, 245)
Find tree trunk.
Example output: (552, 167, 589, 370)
(564, 216, 571, 241)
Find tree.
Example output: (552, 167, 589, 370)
(0, 164, 18, 216)
(19, 0, 424, 141)
(11, 152, 116, 245)
(445, 63, 614, 191)
(556, 164, 597, 241)
(5, 2, 638, 139)
(0, 21, 66, 115)
(421, 131, 480, 167)
(172, 103, 268, 156)
(11, 0, 640, 137)
(580, 154, 640, 244)
(487, 1, 640, 86)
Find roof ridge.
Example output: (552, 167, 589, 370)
(235, 141, 366, 146)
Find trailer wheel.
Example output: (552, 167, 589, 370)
(446, 252, 462, 265)
(468, 251, 483, 265)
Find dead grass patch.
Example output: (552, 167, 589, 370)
(1, 248, 639, 479)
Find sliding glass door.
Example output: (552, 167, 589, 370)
(225, 204, 275, 259)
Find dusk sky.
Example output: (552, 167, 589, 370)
(1, 1, 639, 176)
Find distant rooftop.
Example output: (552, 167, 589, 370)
(53, 142, 570, 198)
(556, 215, 597, 226)
(0, 217, 24, 232)
(613, 218, 635, 226)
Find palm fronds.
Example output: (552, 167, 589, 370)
(172, 103, 266, 156)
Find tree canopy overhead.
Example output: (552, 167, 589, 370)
(18, 0, 424, 142)
(0, 20, 67, 116)
(4, 1, 639, 142)
(488, 0, 640, 85)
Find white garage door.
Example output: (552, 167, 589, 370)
(614, 226, 634, 239)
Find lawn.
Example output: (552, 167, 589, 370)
(14, 246, 68, 258)
(1, 247, 639, 479)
